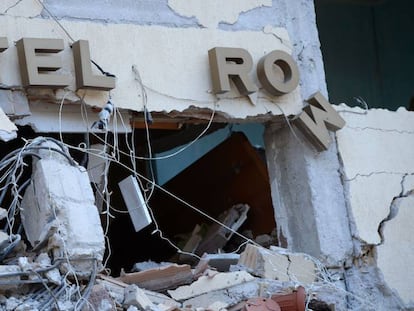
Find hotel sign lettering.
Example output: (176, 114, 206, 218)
(208, 47, 345, 151)
(0, 37, 115, 91)
(0, 36, 344, 152)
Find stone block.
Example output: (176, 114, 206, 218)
(168, 271, 254, 301)
(238, 244, 289, 281)
(239, 244, 317, 284)
(124, 284, 162, 311)
(20, 142, 105, 277)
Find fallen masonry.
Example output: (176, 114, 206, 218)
(0, 137, 340, 310)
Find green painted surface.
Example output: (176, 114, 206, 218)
(315, 0, 414, 111)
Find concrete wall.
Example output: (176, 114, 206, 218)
(5, 1, 412, 310)
(336, 105, 414, 308)
(0, 0, 311, 123)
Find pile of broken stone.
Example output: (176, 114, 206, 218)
(0, 138, 338, 310)
(0, 240, 339, 311)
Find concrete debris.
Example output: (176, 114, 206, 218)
(194, 253, 240, 273)
(195, 204, 250, 256)
(0, 136, 336, 310)
(0, 107, 18, 142)
(83, 284, 117, 311)
(118, 263, 193, 292)
(0, 265, 20, 290)
(238, 244, 317, 284)
(20, 139, 105, 278)
(0, 208, 7, 222)
(124, 284, 163, 311)
(168, 271, 255, 301)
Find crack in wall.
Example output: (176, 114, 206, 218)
(343, 171, 412, 182)
(344, 126, 414, 135)
(2, 0, 24, 15)
(0, 84, 24, 91)
(376, 173, 413, 246)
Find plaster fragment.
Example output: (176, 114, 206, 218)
(168, 0, 272, 28)
(0, 107, 17, 142)
(168, 271, 254, 301)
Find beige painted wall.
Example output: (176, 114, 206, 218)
(336, 104, 414, 306)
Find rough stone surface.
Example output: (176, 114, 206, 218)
(0, 107, 17, 142)
(264, 124, 353, 266)
(0, 265, 20, 290)
(344, 265, 405, 311)
(20, 142, 105, 276)
(238, 244, 317, 285)
(239, 244, 289, 281)
(168, 271, 254, 301)
(180, 280, 260, 309)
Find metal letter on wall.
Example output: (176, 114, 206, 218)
(294, 92, 346, 152)
(257, 50, 299, 96)
(16, 38, 70, 88)
(208, 47, 258, 96)
(72, 40, 115, 91)
(0, 37, 8, 52)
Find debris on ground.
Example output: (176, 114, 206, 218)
(0, 137, 336, 310)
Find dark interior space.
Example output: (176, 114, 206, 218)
(105, 127, 277, 276)
(0, 123, 277, 277)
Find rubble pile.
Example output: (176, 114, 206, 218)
(0, 137, 338, 310)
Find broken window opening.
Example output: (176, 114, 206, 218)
(0, 121, 278, 280)
(105, 122, 278, 276)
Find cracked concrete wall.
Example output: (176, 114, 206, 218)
(336, 105, 414, 308)
(0, 0, 320, 122)
(40, 0, 326, 104)
(264, 123, 353, 267)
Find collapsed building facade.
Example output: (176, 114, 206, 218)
(0, 0, 412, 310)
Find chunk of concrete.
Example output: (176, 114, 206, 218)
(0, 107, 17, 142)
(0, 90, 30, 118)
(168, 271, 254, 301)
(20, 141, 105, 277)
(118, 264, 193, 292)
(238, 244, 289, 281)
(181, 280, 260, 309)
(0, 265, 21, 290)
(287, 252, 317, 284)
(238, 244, 317, 284)
(180, 279, 296, 309)
(83, 284, 117, 311)
(124, 284, 162, 311)
(35, 253, 61, 286)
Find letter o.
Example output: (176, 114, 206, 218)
(257, 50, 299, 96)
